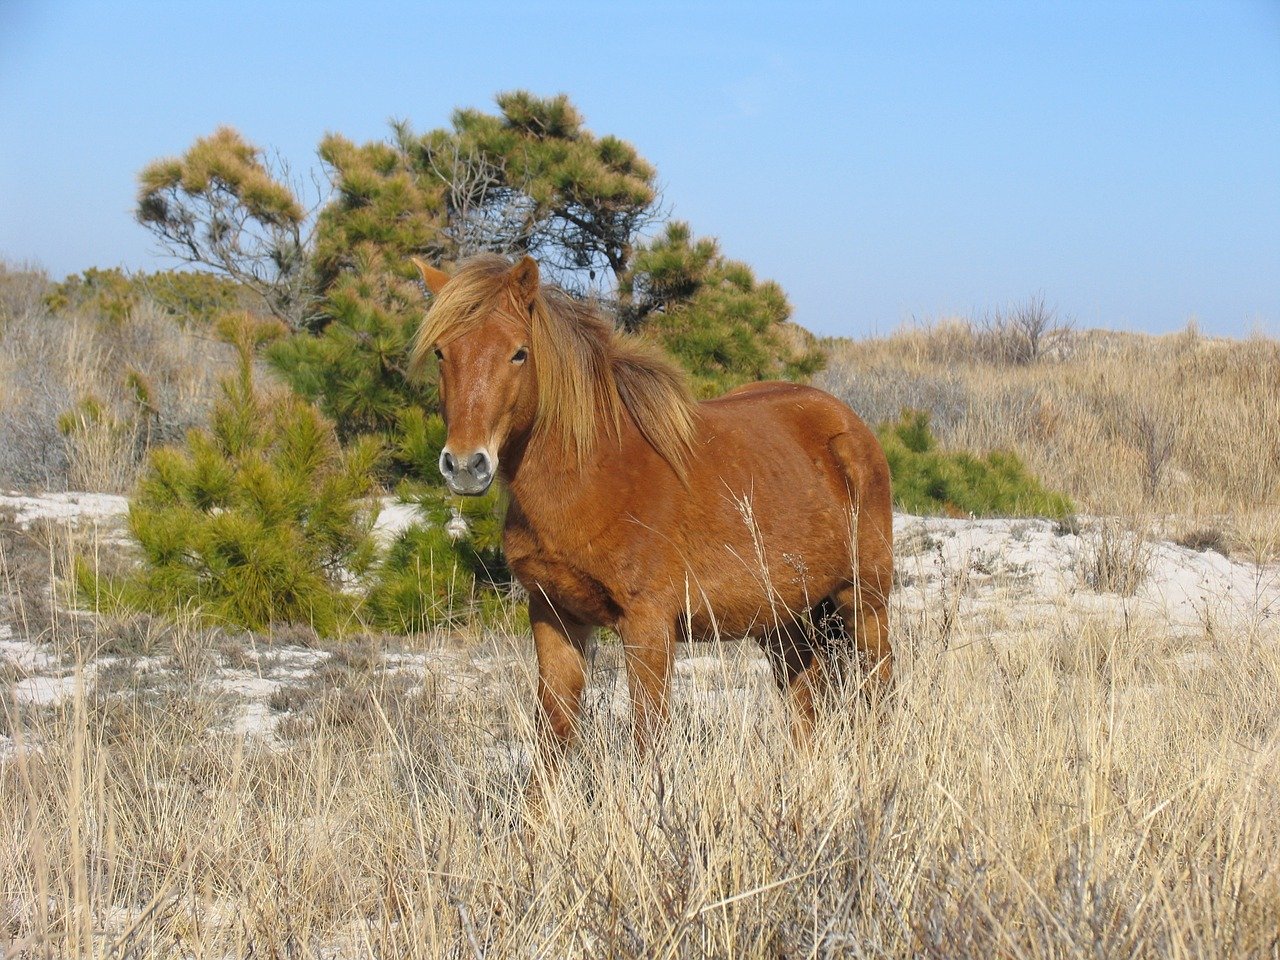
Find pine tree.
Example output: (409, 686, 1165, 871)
(266, 245, 437, 457)
(314, 91, 660, 296)
(365, 486, 510, 631)
(80, 313, 382, 635)
(620, 223, 826, 397)
(136, 127, 317, 329)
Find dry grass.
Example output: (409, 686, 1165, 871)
(817, 321, 1280, 556)
(4, 274, 1279, 954)
(1076, 518, 1155, 597)
(3, 540, 1278, 957)
(0, 263, 233, 493)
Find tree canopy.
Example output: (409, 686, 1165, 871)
(314, 91, 660, 296)
(135, 92, 826, 451)
(137, 127, 317, 329)
(621, 223, 826, 397)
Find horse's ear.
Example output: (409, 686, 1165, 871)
(410, 257, 451, 295)
(510, 255, 540, 306)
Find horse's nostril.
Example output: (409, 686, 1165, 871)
(440, 451, 457, 477)
(469, 452, 490, 478)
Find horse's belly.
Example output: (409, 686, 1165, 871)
(683, 555, 841, 640)
(687, 608, 772, 641)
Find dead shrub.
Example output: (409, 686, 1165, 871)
(975, 294, 1073, 365)
(1078, 519, 1153, 595)
(1175, 526, 1229, 556)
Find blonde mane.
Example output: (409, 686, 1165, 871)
(411, 255, 697, 476)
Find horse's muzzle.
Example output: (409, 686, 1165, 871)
(440, 447, 495, 496)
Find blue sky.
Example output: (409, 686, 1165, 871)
(2, 0, 1277, 337)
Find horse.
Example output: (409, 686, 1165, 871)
(410, 254, 893, 766)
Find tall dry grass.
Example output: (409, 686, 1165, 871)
(4, 274, 1279, 955)
(3, 528, 1278, 957)
(0, 263, 233, 493)
(817, 321, 1280, 555)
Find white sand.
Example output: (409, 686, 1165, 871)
(0, 490, 129, 528)
(3, 491, 1277, 726)
(3, 490, 425, 548)
(893, 515, 1279, 635)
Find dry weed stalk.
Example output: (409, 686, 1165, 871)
(1078, 518, 1154, 596)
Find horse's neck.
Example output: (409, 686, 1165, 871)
(504, 413, 636, 530)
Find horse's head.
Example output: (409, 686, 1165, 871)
(412, 256, 541, 496)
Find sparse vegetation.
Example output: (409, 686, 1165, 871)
(974, 293, 1073, 364)
(43, 266, 250, 327)
(3, 516, 1279, 956)
(818, 322, 1280, 553)
(0, 265, 234, 492)
(1175, 526, 1228, 556)
(1077, 518, 1154, 596)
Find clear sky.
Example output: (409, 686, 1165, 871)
(2, 0, 1277, 337)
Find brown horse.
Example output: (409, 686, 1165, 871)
(410, 254, 893, 761)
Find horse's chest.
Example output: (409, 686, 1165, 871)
(504, 525, 623, 626)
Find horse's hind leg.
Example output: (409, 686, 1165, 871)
(828, 427, 894, 696)
(831, 581, 892, 695)
(764, 618, 827, 746)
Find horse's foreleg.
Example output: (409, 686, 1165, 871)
(529, 592, 593, 788)
(619, 609, 674, 753)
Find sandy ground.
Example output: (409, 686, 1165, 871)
(2, 490, 1278, 757)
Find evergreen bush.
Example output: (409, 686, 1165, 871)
(365, 486, 510, 631)
(620, 223, 826, 397)
(79, 313, 382, 635)
(266, 246, 437, 453)
(879, 410, 1073, 517)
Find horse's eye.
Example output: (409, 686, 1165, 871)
(511, 347, 528, 365)
(434, 348, 444, 362)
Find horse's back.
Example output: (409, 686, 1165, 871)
(689, 379, 890, 536)
(708, 380, 866, 431)
(701, 381, 883, 480)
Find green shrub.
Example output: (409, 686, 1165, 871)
(79, 313, 382, 636)
(620, 223, 825, 398)
(364, 523, 474, 630)
(390, 407, 447, 479)
(46, 267, 248, 326)
(365, 486, 510, 631)
(267, 247, 438, 469)
(880, 410, 1073, 517)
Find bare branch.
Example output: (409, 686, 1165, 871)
(137, 132, 325, 330)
